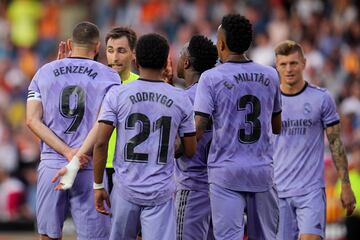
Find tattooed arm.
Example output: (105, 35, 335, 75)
(326, 123, 356, 216)
(195, 114, 210, 141)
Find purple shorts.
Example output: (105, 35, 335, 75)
(210, 183, 279, 240)
(110, 189, 176, 240)
(175, 189, 213, 240)
(36, 161, 110, 239)
(277, 188, 326, 240)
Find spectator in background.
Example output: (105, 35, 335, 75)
(340, 78, 360, 142)
(325, 157, 346, 240)
(250, 32, 274, 66)
(0, 166, 25, 221)
(343, 141, 360, 240)
(20, 163, 38, 220)
(325, 158, 344, 224)
(37, 0, 60, 62)
(58, 0, 88, 40)
(7, 0, 42, 50)
(267, 6, 289, 45)
(0, 112, 19, 174)
(0, 2, 10, 58)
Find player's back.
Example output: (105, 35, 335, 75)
(195, 61, 281, 192)
(101, 79, 195, 206)
(28, 57, 120, 164)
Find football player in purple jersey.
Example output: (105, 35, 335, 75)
(273, 40, 356, 240)
(26, 22, 120, 240)
(92, 33, 196, 240)
(175, 35, 218, 240)
(194, 14, 282, 240)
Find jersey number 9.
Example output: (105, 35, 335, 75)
(60, 85, 85, 134)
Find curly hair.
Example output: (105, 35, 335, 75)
(221, 14, 252, 54)
(188, 35, 218, 74)
(105, 27, 137, 50)
(136, 33, 169, 70)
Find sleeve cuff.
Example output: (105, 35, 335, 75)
(325, 120, 340, 128)
(183, 132, 196, 137)
(98, 120, 114, 126)
(195, 111, 211, 118)
(272, 110, 282, 116)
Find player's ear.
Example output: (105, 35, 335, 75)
(184, 58, 191, 69)
(134, 59, 139, 70)
(219, 39, 226, 51)
(131, 50, 136, 61)
(95, 42, 100, 55)
(302, 57, 306, 69)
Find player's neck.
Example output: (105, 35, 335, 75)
(139, 68, 164, 82)
(224, 53, 249, 63)
(70, 49, 95, 60)
(281, 80, 306, 95)
(120, 69, 131, 82)
(184, 70, 200, 87)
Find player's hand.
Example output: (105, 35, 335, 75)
(57, 41, 71, 60)
(78, 154, 91, 169)
(340, 183, 356, 216)
(64, 148, 79, 162)
(94, 189, 111, 215)
(163, 56, 174, 85)
(51, 155, 85, 190)
(52, 167, 68, 190)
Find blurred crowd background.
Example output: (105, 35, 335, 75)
(0, 0, 359, 239)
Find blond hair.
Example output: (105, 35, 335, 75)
(275, 40, 305, 58)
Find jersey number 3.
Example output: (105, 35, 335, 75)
(125, 113, 171, 164)
(60, 86, 85, 134)
(237, 95, 261, 143)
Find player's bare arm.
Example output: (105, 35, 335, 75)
(272, 112, 282, 134)
(26, 100, 77, 161)
(195, 114, 210, 140)
(182, 135, 197, 157)
(174, 134, 183, 158)
(93, 121, 114, 215)
(326, 123, 356, 216)
(52, 122, 101, 190)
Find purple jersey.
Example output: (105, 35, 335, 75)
(193, 61, 282, 192)
(27, 57, 120, 168)
(99, 79, 196, 206)
(273, 82, 339, 198)
(175, 83, 212, 191)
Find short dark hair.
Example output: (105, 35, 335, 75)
(105, 27, 137, 50)
(188, 35, 218, 74)
(136, 33, 169, 70)
(275, 40, 305, 58)
(221, 14, 252, 54)
(72, 21, 99, 45)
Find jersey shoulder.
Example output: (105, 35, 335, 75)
(251, 62, 279, 78)
(306, 83, 332, 99)
(294, 83, 334, 106)
(169, 83, 185, 94)
(88, 60, 120, 79)
(307, 83, 327, 92)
